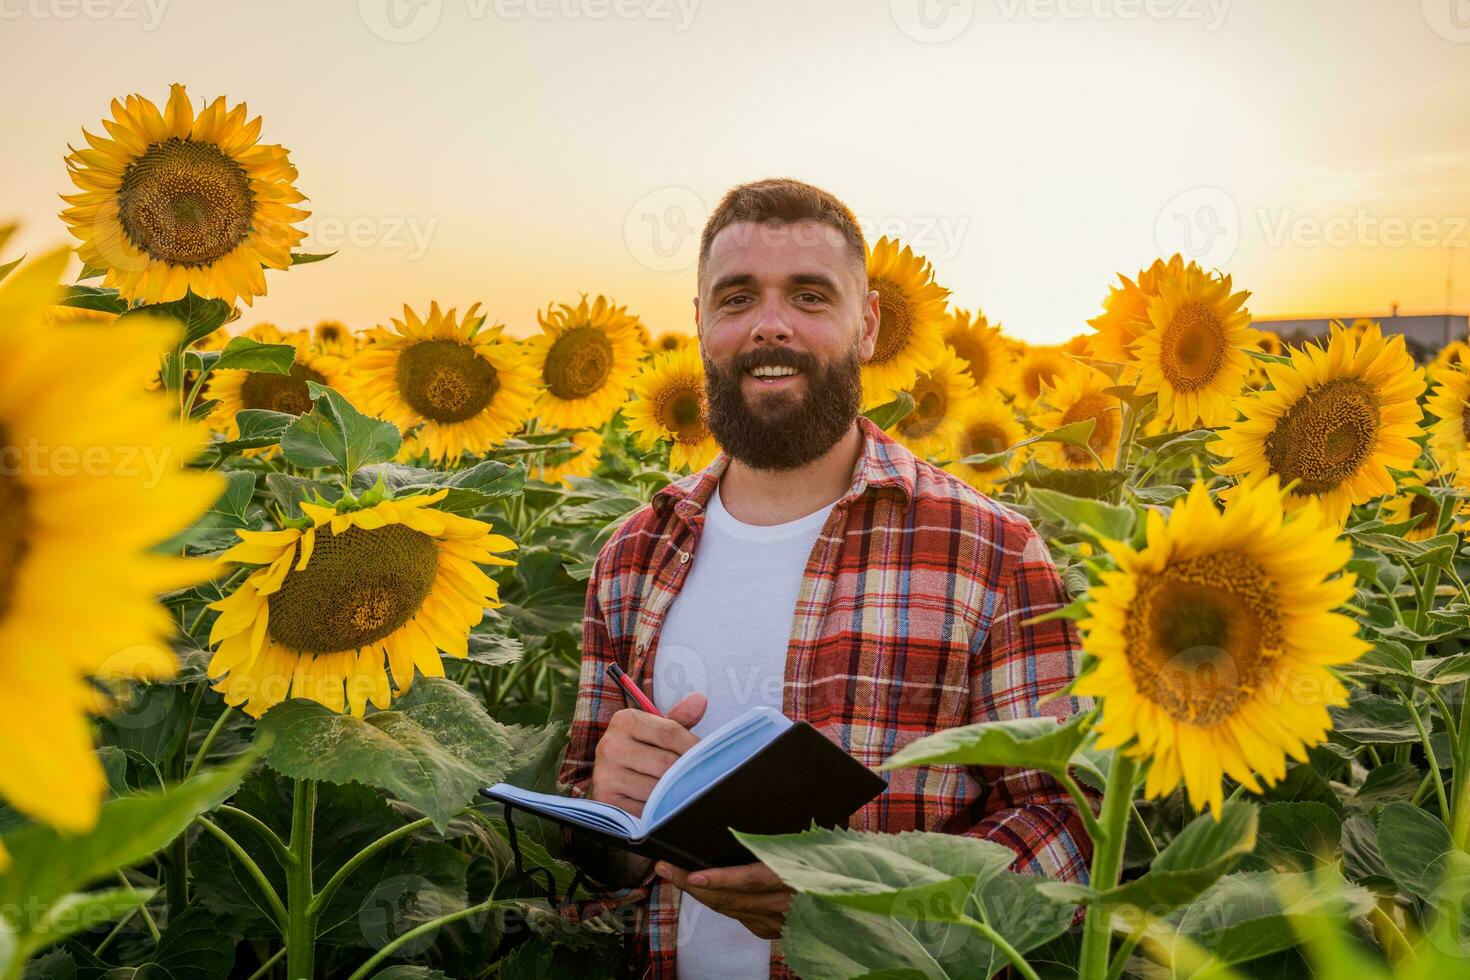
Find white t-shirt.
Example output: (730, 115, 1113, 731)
(652, 483, 836, 980)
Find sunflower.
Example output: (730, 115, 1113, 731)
(1214, 321, 1425, 525)
(1426, 364, 1470, 477)
(1008, 344, 1074, 408)
(1077, 477, 1366, 814)
(351, 302, 537, 464)
(1380, 469, 1445, 542)
(312, 319, 358, 357)
(1131, 263, 1256, 429)
(943, 308, 1012, 390)
(206, 325, 347, 443)
(892, 346, 978, 460)
(863, 237, 949, 407)
(1030, 365, 1123, 470)
(1086, 255, 1194, 367)
(207, 490, 514, 718)
(649, 330, 691, 355)
(942, 399, 1025, 493)
(0, 248, 219, 832)
(528, 430, 605, 487)
(1246, 330, 1285, 388)
(624, 346, 718, 472)
(61, 83, 307, 306)
(524, 295, 644, 429)
(1433, 339, 1470, 372)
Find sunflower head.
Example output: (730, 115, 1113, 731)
(529, 430, 605, 488)
(1380, 469, 1445, 542)
(943, 399, 1024, 493)
(1077, 477, 1366, 814)
(524, 295, 644, 430)
(1086, 255, 1195, 366)
(1215, 321, 1425, 525)
(207, 328, 345, 442)
(1426, 363, 1470, 477)
(1434, 339, 1470, 372)
(61, 84, 307, 306)
(312, 319, 358, 357)
(649, 330, 691, 355)
(1008, 344, 1074, 408)
(943, 308, 1013, 390)
(863, 237, 949, 408)
(893, 346, 979, 460)
(208, 489, 516, 718)
(623, 346, 718, 472)
(1031, 365, 1123, 470)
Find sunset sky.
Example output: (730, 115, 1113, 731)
(6, 0, 1470, 344)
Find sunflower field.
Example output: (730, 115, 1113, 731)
(5, 82, 1470, 980)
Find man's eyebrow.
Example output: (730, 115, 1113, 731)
(710, 273, 754, 293)
(789, 273, 840, 291)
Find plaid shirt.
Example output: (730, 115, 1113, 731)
(557, 418, 1095, 979)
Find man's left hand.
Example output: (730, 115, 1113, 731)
(653, 860, 794, 940)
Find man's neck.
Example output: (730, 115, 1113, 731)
(716, 422, 864, 526)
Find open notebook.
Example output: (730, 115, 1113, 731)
(482, 705, 886, 870)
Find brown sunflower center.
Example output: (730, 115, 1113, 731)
(1263, 377, 1379, 496)
(117, 137, 255, 268)
(240, 363, 328, 416)
(658, 335, 682, 352)
(1060, 394, 1119, 465)
(949, 335, 989, 384)
(268, 523, 440, 653)
(870, 278, 912, 365)
(0, 424, 29, 619)
(1409, 492, 1440, 536)
(1460, 402, 1470, 444)
(1160, 302, 1227, 391)
(1126, 552, 1279, 726)
(1023, 361, 1062, 401)
(899, 376, 948, 440)
(395, 340, 499, 423)
(544, 327, 614, 399)
(656, 383, 707, 444)
(961, 421, 1009, 472)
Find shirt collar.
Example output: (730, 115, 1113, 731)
(651, 417, 916, 522)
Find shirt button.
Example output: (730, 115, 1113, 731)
(679, 551, 690, 564)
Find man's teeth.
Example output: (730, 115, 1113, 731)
(750, 366, 799, 378)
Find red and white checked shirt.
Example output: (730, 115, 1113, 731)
(557, 418, 1095, 979)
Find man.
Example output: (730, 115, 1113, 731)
(558, 178, 1094, 979)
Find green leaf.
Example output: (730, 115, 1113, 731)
(0, 254, 24, 286)
(54, 284, 128, 315)
(1074, 800, 1259, 912)
(354, 459, 526, 513)
(1376, 801, 1470, 905)
(211, 336, 296, 374)
(1328, 689, 1419, 744)
(863, 391, 916, 432)
(281, 383, 401, 476)
(734, 826, 1012, 919)
(290, 251, 337, 265)
(0, 766, 245, 969)
(20, 887, 153, 958)
(878, 715, 1089, 776)
(254, 678, 513, 831)
(1026, 487, 1135, 541)
(116, 291, 232, 346)
(264, 472, 340, 519)
(1254, 802, 1342, 871)
(1006, 462, 1128, 500)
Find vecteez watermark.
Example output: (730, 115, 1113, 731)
(0, 0, 168, 30)
(357, 0, 699, 43)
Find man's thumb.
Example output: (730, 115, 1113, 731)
(666, 692, 707, 730)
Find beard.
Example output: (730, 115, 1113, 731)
(702, 340, 864, 471)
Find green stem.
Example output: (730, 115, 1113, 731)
(1128, 802, 1159, 859)
(1429, 687, 1459, 759)
(1054, 769, 1104, 844)
(956, 914, 1042, 980)
(1399, 687, 1451, 825)
(196, 817, 288, 929)
(1078, 751, 1140, 980)
(186, 706, 236, 781)
(1102, 930, 1142, 980)
(346, 898, 517, 980)
(285, 779, 318, 980)
(218, 804, 292, 869)
(114, 870, 160, 941)
(309, 816, 435, 919)
(1450, 683, 1470, 850)
(245, 948, 287, 980)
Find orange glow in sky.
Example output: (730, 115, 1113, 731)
(6, 0, 1470, 344)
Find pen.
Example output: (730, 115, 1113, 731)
(607, 662, 663, 717)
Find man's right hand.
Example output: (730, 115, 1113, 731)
(589, 692, 707, 817)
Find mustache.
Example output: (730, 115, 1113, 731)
(729, 347, 819, 373)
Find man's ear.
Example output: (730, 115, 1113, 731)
(857, 287, 880, 362)
(693, 294, 701, 340)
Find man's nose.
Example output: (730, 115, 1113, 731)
(750, 311, 791, 345)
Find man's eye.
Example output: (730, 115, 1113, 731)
(797, 292, 825, 304)
(723, 294, 751, 307)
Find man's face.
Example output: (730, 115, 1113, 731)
(695, 220, 879, 470)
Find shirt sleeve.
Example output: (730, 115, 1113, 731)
(961, 522, 1099, 884)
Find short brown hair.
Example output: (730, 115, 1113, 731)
(698, 178, 867, 284)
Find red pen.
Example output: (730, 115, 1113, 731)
(607, 662, 663, 716)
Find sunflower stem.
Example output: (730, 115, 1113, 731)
(1078, 750, 1139, 980)
(285, 779, 318, 980)
(1399, 686, 1451, 825)
(955, 913, 1042, 980)
(1450, 683, 1470, 851)
(186, 706, 235, 781)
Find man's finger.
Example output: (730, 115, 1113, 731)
(633, 712, 700, 754)
(686, 861, 786, 893)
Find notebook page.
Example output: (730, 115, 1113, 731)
(643, 706, 792, 827)
(486, 784, 642, 838)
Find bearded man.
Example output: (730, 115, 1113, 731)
(558, 178, 1095, 979)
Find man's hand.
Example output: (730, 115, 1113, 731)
(654, 861, 794, 939)
(589, 692, 707, 816)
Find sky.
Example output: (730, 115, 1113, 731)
(4, 0, 1470, 345)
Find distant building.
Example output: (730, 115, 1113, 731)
(1253, 311, 1468, 360)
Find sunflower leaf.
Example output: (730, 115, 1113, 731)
(55, 284, 129, 315)
(211, 337, 295, 374)
(1375, 801, 1470, 906)
(1026, 487, 1135, 542)
(290, 251, 337, 265)
(863, 392, 916, 432)
(282, 383, 402, 477)
(118, 291, 233, 346)
(877, 715, 1090, 776)
(254, 678, 513, 832)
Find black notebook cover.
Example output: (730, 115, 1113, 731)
(492, 721, 887, 871)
